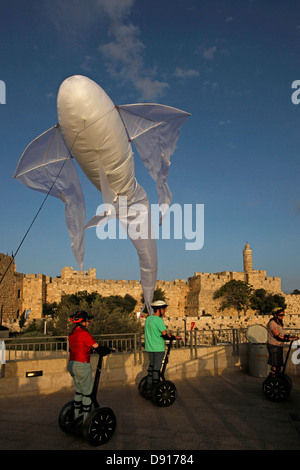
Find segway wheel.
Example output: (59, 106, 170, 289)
(262, 375, 291, 402)
(138, 376, 152, 400)
(280, 373, 292, 391)
(58, 400, 75, 434)
(151, 380, 177, 407)
(83, 407, 116, 446)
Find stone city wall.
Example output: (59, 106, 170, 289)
(1, 243, 300, 328)
(45, 267, 187, 318)
(185, 270, 283, 317)
(0, 254, 23, 323)
(20, 266, 299, 325)
(161, 310, 300, 334)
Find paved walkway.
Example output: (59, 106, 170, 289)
(1, 371, 300, 452)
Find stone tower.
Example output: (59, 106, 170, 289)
(243, 242, 253, 272)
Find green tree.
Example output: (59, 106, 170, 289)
(213, 280, 253, 315)
(291, 289, 300, 295)
(18, 310, 26, 329)
(51, 291, 141, 335)
(250, 288, 286, 315)
(141, 287, 167, 314)
(42, 301, 58, 318)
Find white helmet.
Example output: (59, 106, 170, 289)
(151, 300, 168, 308)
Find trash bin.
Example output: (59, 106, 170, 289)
(246, 324, 268, 378)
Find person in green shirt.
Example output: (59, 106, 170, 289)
(145, 300, 181, 390)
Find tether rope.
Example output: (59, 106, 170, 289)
(0, 126, 73, 287)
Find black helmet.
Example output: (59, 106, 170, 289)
(69, 310, 94, 324)
(272, 307, 285, 316)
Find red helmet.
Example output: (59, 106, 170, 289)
(69, 311, 94, 324)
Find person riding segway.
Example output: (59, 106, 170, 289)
(139, 300, 181, 406)
(262, 307, 298, 402)
(58, 311, 116, 446)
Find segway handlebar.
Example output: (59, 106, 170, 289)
(161, 334, 182, 342)
(161, 334, 176, 342)
(93, 345, 116, 356)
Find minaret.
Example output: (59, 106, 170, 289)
(243, 242, 253, 272)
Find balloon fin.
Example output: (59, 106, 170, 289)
(117, 104, 190, 212)
(14, 125, 86, 270)
(85, 210, 115, 230)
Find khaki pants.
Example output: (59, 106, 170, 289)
(68, 360, 93, 422)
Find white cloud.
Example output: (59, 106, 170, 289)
(174, 67, 200, 79)
(202, 80, 220, 93)
(99, 24, 145, 71)
(42, 0, 101, 47)
(97, 0, 135, 22)
(134, 77, 169, 101)
(97, 1, 169, 100)
(197, 44, 218, 61)
(219, 119, 231, 126)
(80, 55, 97, 73)
(43, 0, 169, 100)
(202, 46, 217, 61)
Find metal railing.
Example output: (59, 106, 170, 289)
(93, 333, 143, 352)
(1, 328, 249, 361)
(3, 336, 68, 361)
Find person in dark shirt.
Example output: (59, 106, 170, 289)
(266, 307, 298, 376)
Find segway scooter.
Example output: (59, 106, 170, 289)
(59, 347, 116, 446)
(139, 337, 177, 407)
(262, 340, 296, 402)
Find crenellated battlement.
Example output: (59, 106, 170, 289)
(60, 266, 96, 280)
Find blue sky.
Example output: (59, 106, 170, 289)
(0, 0, 300, 293)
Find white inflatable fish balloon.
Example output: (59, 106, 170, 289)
(14, 75, 190, 308)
